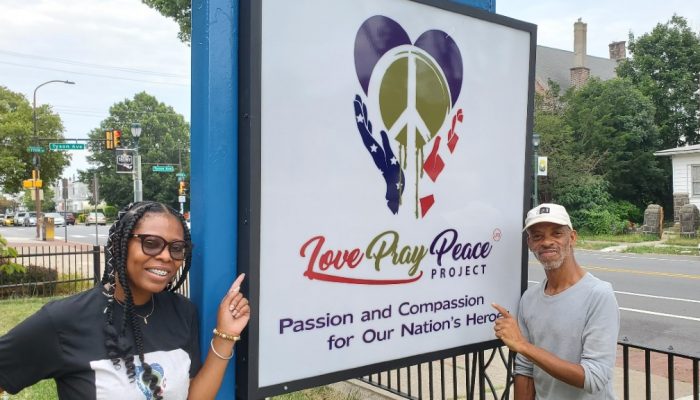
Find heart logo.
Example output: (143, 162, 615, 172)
(353, 15, 464, 218)
(135, 362, 165, 399)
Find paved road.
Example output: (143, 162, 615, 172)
(529, 249, 700, 356)
(0, 224, 112, 245)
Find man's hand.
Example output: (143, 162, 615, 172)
(492, 303, 528, 353)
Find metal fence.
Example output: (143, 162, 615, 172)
(0, 244, 189, 298)
(361, 341, 700, 400)
(0, 244, 102, 297)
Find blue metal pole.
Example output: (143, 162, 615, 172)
(191, 0, 239, 398)
(449, 0, 496, 13)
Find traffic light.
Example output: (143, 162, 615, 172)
(179, 181, 187, 196)
(113, 130, 121, 148)
(105, 130, 114, 149)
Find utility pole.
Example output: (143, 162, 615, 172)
(32, 79, 75, 238)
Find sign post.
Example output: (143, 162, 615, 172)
(152, 165, 175, 173)
(49, 143, 86, 151)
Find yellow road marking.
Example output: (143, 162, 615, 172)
(528, 261, 700, 280)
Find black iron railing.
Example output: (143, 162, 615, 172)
(0, 245, 102, 297)
(361, 341, 700, 400)
(0, 244, 190, 298)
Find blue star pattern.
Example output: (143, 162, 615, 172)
(353, 95, 405, 214)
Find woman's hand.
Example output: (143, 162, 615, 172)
(216, 273, 250, 337)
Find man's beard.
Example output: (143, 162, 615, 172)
(535, 244, 572, 271)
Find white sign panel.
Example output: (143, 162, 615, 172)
(538, 156, 548, 176)
(249, 0, 535, 392)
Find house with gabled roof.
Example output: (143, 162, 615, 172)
(535, 19, 624, 95)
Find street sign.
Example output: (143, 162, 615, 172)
(116, 149, 135, 173)
(50, 143, 85, 151)
(27, 146, 45, 153)
(178, 195, 186, 203)
(152, 165, 175, 173)
(176, 172, 187, 178)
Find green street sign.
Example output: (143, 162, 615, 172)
(49, 143, 85, 151)
(27, 146, 45, 153)
(176, 172, 186, 178)
(152, 165, 175, 173)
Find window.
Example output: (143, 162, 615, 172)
(693, 165, 700, 196)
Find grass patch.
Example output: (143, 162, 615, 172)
(577, 233, 660, 243)
(576, 241, 616, 251)
(623, 246, 698, 255)
(272, 386, 361, 400)
(55, 274, 93, 295)
(664, 236, 700, 247)
(0, 296, 55, 334)
(0, 297, 59, 399)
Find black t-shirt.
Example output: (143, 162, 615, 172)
(0, 287, 202, 399)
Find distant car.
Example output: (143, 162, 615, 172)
(86, 212, 106, 226)
(14, 211, 27, 226)
(24, 212, 39, 226)
(45, 212, 66, 227)
(64, 212, 76, 225)
(1, 214, 13, 226)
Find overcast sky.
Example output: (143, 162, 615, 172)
(1, 0, 698, 179)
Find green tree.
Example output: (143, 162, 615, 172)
(80, 92, 190, 210)
(617, 15, 700, 148)
(143, 0, 191, 43)
(0, 86, 71, 194)
(564, 78, 665, 209)
(533, 83, 608, 210)
(22, 186, 56, 211)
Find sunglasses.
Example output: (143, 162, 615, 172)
(130, 234, 189, 260)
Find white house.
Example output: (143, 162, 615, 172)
(654, 144, 700, 221)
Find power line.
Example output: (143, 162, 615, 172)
(0, 61, 188, 87)
(0, 49, 188, 78)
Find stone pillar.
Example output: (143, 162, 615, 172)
(641, 204, 663, 238)
(679, 204, 699, 237)
(673, 193, 690, 223)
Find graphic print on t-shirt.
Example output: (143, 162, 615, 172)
(135, 363, 165, 398)
(91, 349, 191, 399)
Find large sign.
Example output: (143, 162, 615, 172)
(238, 0, 536, 397)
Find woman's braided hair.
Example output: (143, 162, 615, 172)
(101, 201, 192, 399)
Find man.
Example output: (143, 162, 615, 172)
(492, 203, 619, 399)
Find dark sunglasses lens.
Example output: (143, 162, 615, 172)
(169, 242, 187, 260)
(141, 236, 166, 255)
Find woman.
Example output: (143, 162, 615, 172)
(0, 201, 249, 399)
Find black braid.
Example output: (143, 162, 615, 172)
(100, 201, 192, 399)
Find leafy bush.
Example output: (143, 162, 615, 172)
(102, 205, 117, 219)
(576, 208, 626, 235)
(608, 200, 643, 224)
(0, 234, 24, 276)
(0, 265, 58, 298)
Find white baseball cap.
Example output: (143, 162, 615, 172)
(524, 203, 573, 231)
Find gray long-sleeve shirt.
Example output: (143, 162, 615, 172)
(514, 272, 620, 399)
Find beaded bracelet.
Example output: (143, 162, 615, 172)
(213, 327, 241, 342)
(210, 338, 234, 360)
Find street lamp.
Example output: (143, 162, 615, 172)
(532, 133, 541, 207)
(32, 80, 75, 238)
(131, 122, 143, 202)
